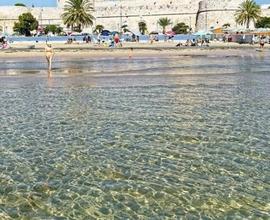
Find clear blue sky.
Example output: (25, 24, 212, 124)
(0, 0, 268, 7)
(0, 0, 57, 7)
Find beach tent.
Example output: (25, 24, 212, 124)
(130, 32, 141, 36)
(213, 28, 223, 34)
(194, 31, 213, 40)
(173, 34, 198, 43)
(194, 31, 213, 36)
(139, 35, 149, 43)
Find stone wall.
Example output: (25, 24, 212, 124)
(94, 0, 199, 33)
(262, 8, 270, 17)
(49, 0, 247, 32)
(0, 6, 61, 34)
(1, 0, 269, 35)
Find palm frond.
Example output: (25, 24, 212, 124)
(61, 0, 94, 32)
(235, 0, 261, 28)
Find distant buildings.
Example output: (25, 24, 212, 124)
(0, 0, 269, 35)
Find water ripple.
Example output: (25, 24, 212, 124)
(0, 54, 270, 219)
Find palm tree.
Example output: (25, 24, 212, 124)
(235, 0, 261, 29)
(93, 24, 104, 34)
(62, 0, 94, 32)
(158, 17, 172, 34)
(138, 21, 147, 35)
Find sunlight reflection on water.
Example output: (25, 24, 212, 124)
(0, 53, 270, 219)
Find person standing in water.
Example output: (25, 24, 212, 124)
(45, 42, 54, 70)
(259, 36, 265, 49)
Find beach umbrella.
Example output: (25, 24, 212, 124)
(165, 31, 176, 36)
(150, 31, 159, 35)
(69, 32, 82, 36)
(101, 30, 111, 36)
(132, 32, 142, 36)
(111, 31, 120, 36)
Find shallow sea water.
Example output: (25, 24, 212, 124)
(0, 52, 270, 219)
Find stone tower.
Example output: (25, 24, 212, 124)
(196, 0, 244, 31)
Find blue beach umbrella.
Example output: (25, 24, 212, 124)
(101, 30, 111, 36)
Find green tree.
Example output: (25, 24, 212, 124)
(93, 24, 104, 34)
(256, 17, 270, 28)
(45, 25, 63, 35)
(235, 0, 261, 29)
(61, 0, 94, 32)
(172, 22, 189, 34)
(158, 17, 172, 34)
(14, 3, 26, 6)
(13, 12, 38, 36)
(138, 21, 147, 35)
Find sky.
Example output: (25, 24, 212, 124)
(0, 0, 268, 7)
(0, 0, 57, 7)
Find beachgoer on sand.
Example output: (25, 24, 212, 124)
(114, 34, 120, 47)
(0, 37, 9, 49)
(251, 35, 255, 45)
(129, 48, 134, 59)
(45, 43, 54, 70)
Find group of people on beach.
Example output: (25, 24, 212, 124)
(66, 37, 79, 44)
(83, 35, 92, 43)
(96, 33, 122, 48)
(222, 33, 269, 49)
(176, 38, 209, 47)
(109, 33, 122, 48)
(251, 35, 268, 49)
(0, 36, 9, 49)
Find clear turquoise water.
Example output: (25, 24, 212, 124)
(0, 52, 270, 219)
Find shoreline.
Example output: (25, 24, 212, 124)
(0, 47, 269, 60)
(1, 42, 269, 59)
